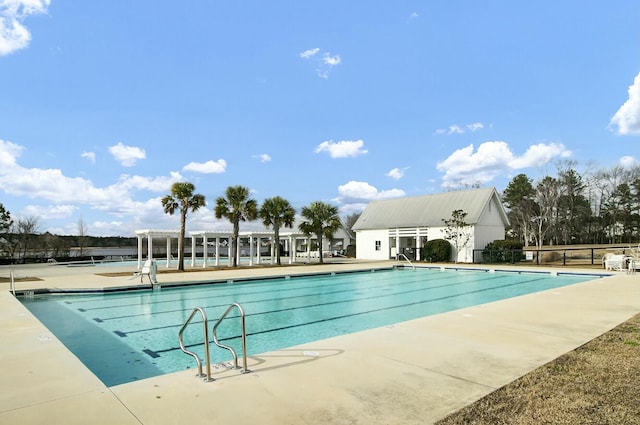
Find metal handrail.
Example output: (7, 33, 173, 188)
(212, 303, 250, 374)
(397, 253, 415, 270)
(9, 271, 15, 295)
(178, 307, 214, 382)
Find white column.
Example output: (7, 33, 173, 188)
(270, 236, 275, 265)
(166, 237, 171, 268)
(147, 235, 153, 263)
(191, 235, 197, 267)
(256, 236, 262, 265)
(289, 236, 295, 264)
(137, 234, 143, 269)
(215, 236, 220, 266)
(202, 235, 208, 268)
(248, 235, 254, 266)
(235, 237, 241, 267)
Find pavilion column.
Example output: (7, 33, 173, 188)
(270, 237, 275, 265)
(249, 236, 255, 266)
(256, 236, 262, 265)
(191, 235, 196, 267)
(215, 237, 220, 266)
(147, 235, 153, 263)
(234, 238, 241, 268)
(166, 237, 171, 268)
(289, 236, 295, 264)
(137, 234, 143, 269)
(202, 235, 208, 268)
(395, 230, 400, 260)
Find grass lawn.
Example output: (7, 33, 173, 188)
(436, 313, 640, 425)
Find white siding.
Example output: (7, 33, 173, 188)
(474, 196, 506, 248)
(355, 229, 390, 260)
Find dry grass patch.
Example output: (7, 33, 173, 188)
(436, 314, 640, 425)
(0, 276, 42, 282)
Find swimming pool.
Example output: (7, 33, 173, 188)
(19, 267, 600, 386)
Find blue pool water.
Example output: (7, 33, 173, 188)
(19, 267, 600, 386)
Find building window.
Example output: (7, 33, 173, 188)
(375, 240, 381, 251)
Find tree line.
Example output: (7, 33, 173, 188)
(503, 161, 640, 248)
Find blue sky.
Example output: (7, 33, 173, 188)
(1, 1, 638, 237)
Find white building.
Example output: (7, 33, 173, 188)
(352, 188, 509, 263)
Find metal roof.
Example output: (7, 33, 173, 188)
(351, 187, 507, 230)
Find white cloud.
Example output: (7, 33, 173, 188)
(387, 167, 408, 180)
(467, 122, 484, 132)
(0, 139, 22, 168)
(81, 151, 96, 164)
(322, 53, 341, 66)
(23, 204, 76, 220)
(300, 47, 341, 79)
(448, 125, 464, 134)
(0, 0, 49, 56)
(315, 139, 368, 158)
(436, 122, 485, 135)
(253, 153, 271, 163)
(0, 140, 206, 236)
(334, 181, 405, 206)
(508, 143, 571, 169)
(409, 12, 419, 19)
(299, 47, 320, 59)
(115, 172, 183, 192)
(610, 72, 640, 136)
(0, 139, 181, 211)
(182, 159, 227, 174)
(437, 141, 571, 188)
(109, 142, 146, 167)
(620, 155, 639, 168)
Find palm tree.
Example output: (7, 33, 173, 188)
(214, 185, 258, 267)
(299, 201, 341, 264)
(259, 196, 296, 265)
(161, 182, 206, 271)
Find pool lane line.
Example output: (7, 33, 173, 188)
(116, 273, 533, 337)
(147, 275, 555, 357)
(92, 272, 487, 324)
(66, 268, 400, 308)
(73, 269, 416, 311)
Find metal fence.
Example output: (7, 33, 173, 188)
(474, 245, 636, 268)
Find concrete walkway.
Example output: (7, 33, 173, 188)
(1, 260, 638, 424)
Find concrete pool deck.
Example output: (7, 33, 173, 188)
(1, 260, 638, 424)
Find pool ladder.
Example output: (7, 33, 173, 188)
(178, 303, 250, 382)
(397, 254, 416, 270)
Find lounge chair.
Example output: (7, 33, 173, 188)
(603, 253, 626, 271)
(131, 259, 157, 283)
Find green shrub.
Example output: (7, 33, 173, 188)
(345, 244, 356, 258)
(483, 240, 524, 263)
(423, 239, 452, 262)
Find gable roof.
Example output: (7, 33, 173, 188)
(351, 187, 508, 230)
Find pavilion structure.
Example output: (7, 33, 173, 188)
(135, 229, 311, 269)
(135, 229, 181, 269)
